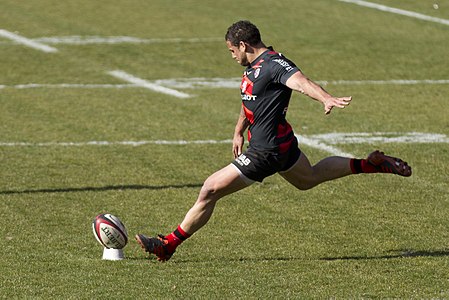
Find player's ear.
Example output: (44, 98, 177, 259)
(238, 41, 247, 52)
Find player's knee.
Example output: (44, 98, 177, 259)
(199, 177, 221, 200)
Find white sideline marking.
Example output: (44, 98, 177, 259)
(33, 36, 222, 45)
(338, 0, 449, 26)
(108, 70, 191, 98)
(10, 83, 136, 89)
(1, 78, 449, 91)
(0, 36, 222, 45)
(0, 29, 58, 53)
(2, 133, 448, 158)
(0, 139, 233, 147)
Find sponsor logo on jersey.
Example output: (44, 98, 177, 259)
(241, 94, 257, 101)
(241, 76, 256, 101)
(241, 80, 248, 93)
(235, 154, 251, 166)
(241, 76, 253, 93)
(273, 58, 294, 72)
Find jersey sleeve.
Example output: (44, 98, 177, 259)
(269, 55, 300, 85)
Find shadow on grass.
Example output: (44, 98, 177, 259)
(120, 249, 449, 264)
(0, 183, 203, 195)
(321, 249, 449, 261)
(125, 256, 301, 264)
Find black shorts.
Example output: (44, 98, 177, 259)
(232, 138, 301, 182)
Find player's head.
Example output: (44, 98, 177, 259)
(225, 20, 262, 47)
(225, 20, 262, 66)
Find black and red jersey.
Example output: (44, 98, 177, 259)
(240, 48, 299, 153)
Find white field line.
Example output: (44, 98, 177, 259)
(0, 29, 58, 53)
(108, 70, 191, 98)
(297, 135, 354, 157)
(9, 83, 136, 89)
(338, 0, 449, 26)
(0, 36, 222, 45)
(153, 78, 241, 89)
(316, 79, 449, 86)
(2, 133, 448, 158)
(1, 78, 449, 91)
(0, 139, 233, 147)
(309, 132, 449, 144)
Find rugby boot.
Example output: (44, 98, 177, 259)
(367, 150, 412, 177)
(135, 234, 174, 262)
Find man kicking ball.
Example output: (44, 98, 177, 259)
(136, 20, 411, 262)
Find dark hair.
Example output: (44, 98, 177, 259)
(225, 20, 262, 47)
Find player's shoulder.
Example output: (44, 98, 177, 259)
(262, 49, 296, 74)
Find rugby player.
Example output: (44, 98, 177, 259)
(136, 20, 412, 261)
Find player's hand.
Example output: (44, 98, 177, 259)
(324, 96, 352, 115)
(233, 134, 245, 158)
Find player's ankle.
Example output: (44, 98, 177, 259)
(350, 158, 377, 174)
(165, 225, 191, 253)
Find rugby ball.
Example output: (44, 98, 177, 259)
(92, 213, 128, 249)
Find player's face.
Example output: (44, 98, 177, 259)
(226, 41, 250, 66)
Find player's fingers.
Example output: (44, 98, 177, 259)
(336, 96, 352, 108)
(233, 145, 241, 158)
(339, 96, 352, 104)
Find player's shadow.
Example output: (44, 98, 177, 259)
(320, 249, 449, 261)
(120, 249, 449, 264)
(0, 183, 203, 195)
(172, 249, 449, 264)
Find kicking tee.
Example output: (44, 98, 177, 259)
(240, 48, 300, 153)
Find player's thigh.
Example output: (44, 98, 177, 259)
(279, 152, 315, 185)
(202, 164, 252, 199)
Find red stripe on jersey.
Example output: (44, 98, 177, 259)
(252, 59, 264, 69)
(242, 104, 254, 124)
(242, 104, 254, 142)
(276, 122, 292, 138)
(278, 138, 293, 153)
(277, 122, 294, 153)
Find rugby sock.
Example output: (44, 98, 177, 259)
(165, 225, 191, 253)
(350, 158, 378, 174)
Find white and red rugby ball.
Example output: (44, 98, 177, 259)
(92, 213, 128, 249)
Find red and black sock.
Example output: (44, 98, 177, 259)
(350, 158, 378, 174)
(164, 225, 191, 254)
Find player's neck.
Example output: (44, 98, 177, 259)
(248, 43, 268, 64)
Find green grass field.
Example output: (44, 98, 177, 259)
(1, 0, 448, 298)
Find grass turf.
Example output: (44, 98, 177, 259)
(1, 0, 448, 298)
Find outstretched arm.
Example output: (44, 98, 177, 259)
(233, 106, 250, 158)
(285, 71, 352, 115)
